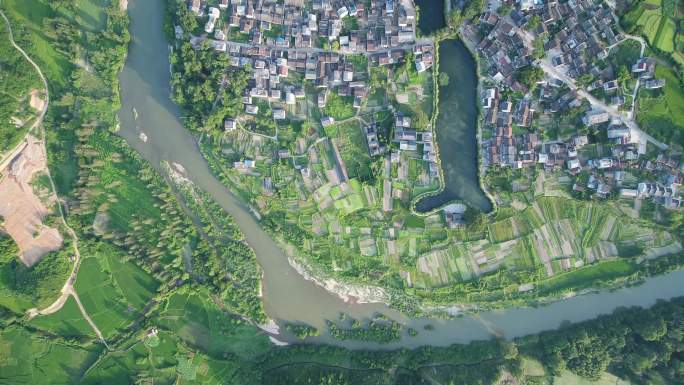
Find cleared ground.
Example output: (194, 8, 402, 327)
(0, 135, 62, 266)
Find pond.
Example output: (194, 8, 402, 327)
(415, 39, 492, 213)
(415, 0, 446, 35)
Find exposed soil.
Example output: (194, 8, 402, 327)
(0, 135, 63, 267)
(28, 89, 45, 112)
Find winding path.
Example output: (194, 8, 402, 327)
(0, 8, 108, 348)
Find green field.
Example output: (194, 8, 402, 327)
(537, 259, 636, 294)
(637, 65, 684, 144)
(623, 0, 681, 53)
(553, 370, 631, 385)
(30, 295, 95, 337)
(324, 120, 374, 181)
(105, 250, 159, 309)
(157, 290, 270, 360)
(1, 0, 72, 88)
(322, 93, 356, 120)
(0, 326, 101, 384)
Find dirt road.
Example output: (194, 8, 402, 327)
(1, 9, 108, 347)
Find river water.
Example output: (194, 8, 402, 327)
(118, 0, 684, 349)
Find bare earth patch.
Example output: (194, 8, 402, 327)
(0, 135, 62, 267)
(29, 89, 45, 112)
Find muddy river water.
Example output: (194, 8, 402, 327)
(117, 0, 684, 349)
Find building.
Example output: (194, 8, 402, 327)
(583, 110, 611, 126)
(224, 119, 236, 131)
(205, 7, 221, 33)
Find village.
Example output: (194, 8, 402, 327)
(173, 0, 683, 296)
(463, 0, 682, 209)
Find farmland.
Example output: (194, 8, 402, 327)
(73, 244, 158, 338)
(0, 326, 101, 384)
(409, 196, 681, 307)
(156, 289, 271, 360)
(28, 241, 159, 339)
(622, 0, 681, 54)
(636, 65, 684, 144)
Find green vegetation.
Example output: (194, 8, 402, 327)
(438, 72, 449, 86)
(0, 326, 101, 384)
(7, 294, 684, 384)
(446, 0, 485, 31)
(30, 296, 95, 338)
(156, 289, 270, 360)
(285, 322, 320, 339)
(620, 0, 684, 145)
(520, 297, 684, 383)
(168, 20, 248, 132)
(323, 121, 374, 181)
(166, 0, 248, 131)
(621, 0, 681, 55)
(0, 233, 71, 314)
(327, 316, 403, 343)
(636, 65, 684, 145)
(516, 66, 544, 91)
(322, 92, 356, 120)
(168, 175, 266, 322)
(0, 13, 40, 153)
(70, 242, 159, 338)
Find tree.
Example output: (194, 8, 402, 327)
(533, 33, 548, 59)
(526, 15, 541, 31)
(498, 4, 513, 16)
(516, 66, 544, 91)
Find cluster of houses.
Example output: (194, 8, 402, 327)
(480, 77, 680, 207)
(482, 87, 538, 168)
(465, 11, 532, 92)
(190, 0, 417, 53)
(540, 0, 621, 79)
(468, 0, 679, 208)
(182, 1, 437, 132)
(391, 114, 439, 178)
(465, 0, 636, 93)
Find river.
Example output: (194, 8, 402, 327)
(117, 0, 684, 349)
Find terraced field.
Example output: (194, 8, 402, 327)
(411, 197, 681, 290)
